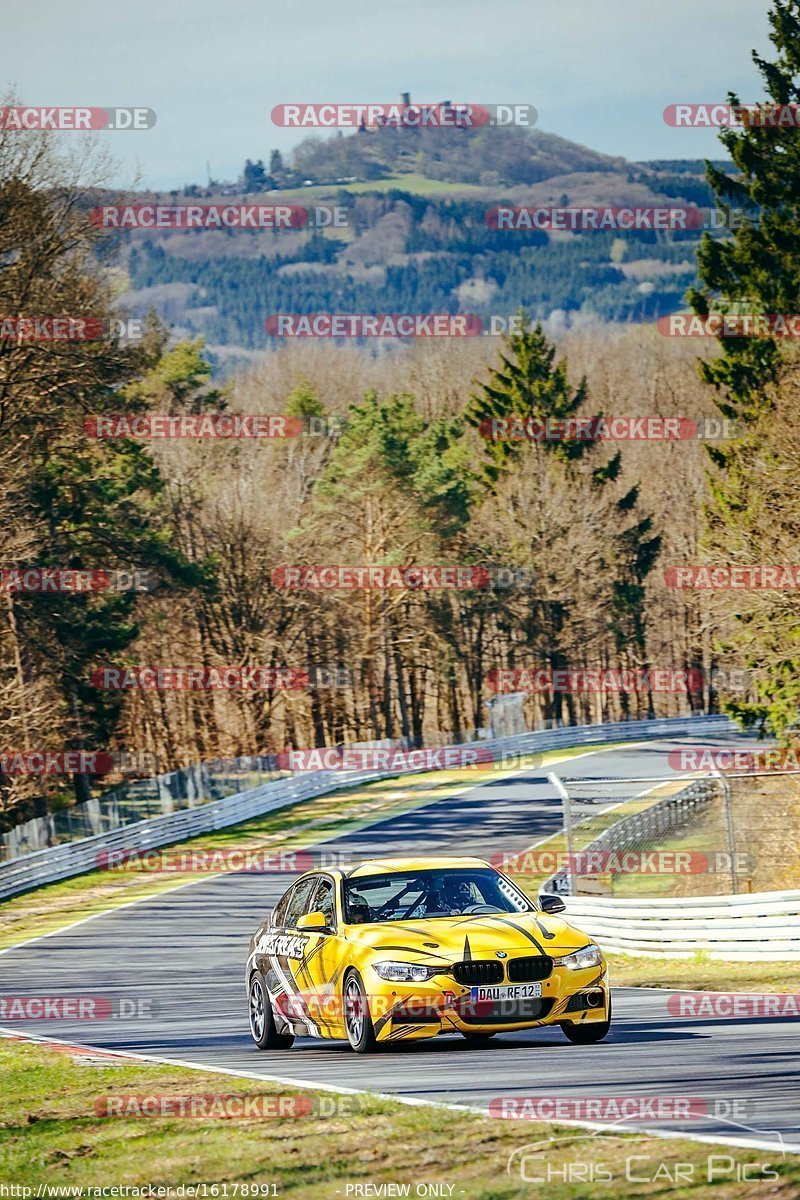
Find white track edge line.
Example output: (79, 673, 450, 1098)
(2, 1026, 796, 1156)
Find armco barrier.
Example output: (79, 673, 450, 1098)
(0, 714, 735, 901)
(561, 890, 800, 961)
(3, 755, 283, 859)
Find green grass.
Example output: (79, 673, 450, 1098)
(608, 953, 800, 992)
(610, 829, 736, 899)
(1, 1039, 795, 1197)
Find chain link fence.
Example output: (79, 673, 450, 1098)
(542, 768, 800, 898)
(2, 756, 284, 861)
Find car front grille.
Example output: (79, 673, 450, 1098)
(507, 955, 553, 982)
(451, 960, 504, 986)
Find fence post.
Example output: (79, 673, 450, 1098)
(548, 771, 574, 896)
(712, 768, 738, 895)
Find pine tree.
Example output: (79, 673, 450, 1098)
(688, 0, 800, 433)
(687, 1, 800, 733)
(465, 316, 589, 479)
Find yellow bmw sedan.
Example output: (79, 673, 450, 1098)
(246, 856, 610, 1053)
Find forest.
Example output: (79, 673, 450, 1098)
(2, 7, 799, 832)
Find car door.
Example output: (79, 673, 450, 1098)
(258, 875, 320, 1032)
(296, 875, 346, 1037)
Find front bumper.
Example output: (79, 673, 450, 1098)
(369, 966, 610, 1041)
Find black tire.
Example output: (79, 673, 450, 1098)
(248, 973, 294, 1050)
(343, 969, 378, 1053)
(560, 996, 612, 1044)
(461, 1032, 496, 1043)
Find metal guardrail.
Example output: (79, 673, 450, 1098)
(0, 713, 735, 901)
(561, 889, 800, 961)
(2, 756, 284, 860)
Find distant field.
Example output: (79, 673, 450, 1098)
(275, 173, 488, 199)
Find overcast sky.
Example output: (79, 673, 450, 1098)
(0, 0, 774, 190)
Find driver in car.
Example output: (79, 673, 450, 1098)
(407, 878, 477, 917)
(442, 879, 477, 914)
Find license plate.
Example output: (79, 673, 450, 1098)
(470, 983, 542, 1002)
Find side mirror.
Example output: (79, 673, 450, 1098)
(539, 893, 566, 915)
(297, 909, 329, 932)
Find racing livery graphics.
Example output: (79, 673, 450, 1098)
(254, 932, 309, 959)
(246, 856, 611, 1053)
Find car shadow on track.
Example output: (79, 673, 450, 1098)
(257, 1025, 704, 1056)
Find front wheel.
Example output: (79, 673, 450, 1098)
(344, 969, 377, 1053)
(248, 974, 294, 1050)
(560, 996, 612, 1044)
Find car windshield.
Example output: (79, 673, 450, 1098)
(343, 868, 533, 923)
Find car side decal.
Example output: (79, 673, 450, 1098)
(256, 931, 309, 959)
(271, 953, 321, 1037)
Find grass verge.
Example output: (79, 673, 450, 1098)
(0, 1038, 796, 1198)
(608, 954, 800, 993)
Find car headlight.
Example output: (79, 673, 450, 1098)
(373, 961, 439, 982)
(555, 944, 603, 970)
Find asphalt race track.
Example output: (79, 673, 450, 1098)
(1, 733, 797, 1153)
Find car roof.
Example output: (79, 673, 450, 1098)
(289, 857, 495, 888)
(344, 856, 492, 878)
